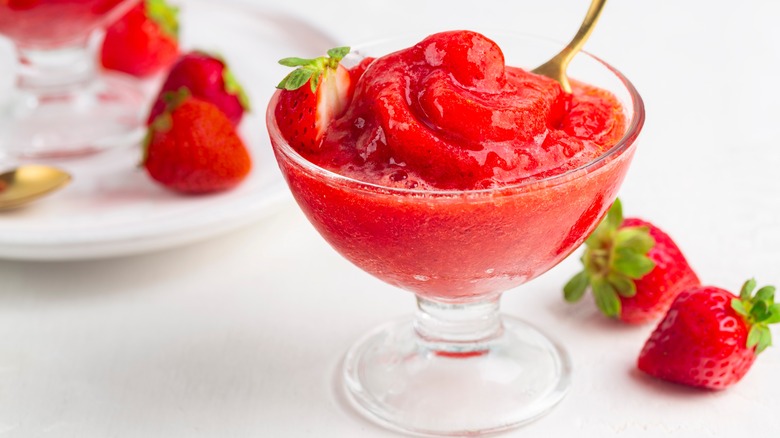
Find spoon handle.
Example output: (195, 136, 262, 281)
(532, 0, 608, 92)
(559, 0, 607, 66)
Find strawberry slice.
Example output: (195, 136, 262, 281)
(637, 279, 780, 389)
(563, 199, 700, 323)
(274, 47, 353, 155)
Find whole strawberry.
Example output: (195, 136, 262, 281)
(638, 279, 779, 389)
(101, 0, 180, 77)
(144, 90, 251, 194)
(148, 51, 250, 127)
(274, 47, 353, 155)
(564, 199, 700, 323)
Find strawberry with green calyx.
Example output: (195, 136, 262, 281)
(148, 51, 250, 127)
(564, 199, 700, 323)
(731, 279, 780, 353)
(638, 279, 780, 389)
(101, 0, 180, 77)
(143, 89, 251, 194)
(277, 46, 351, 92)
(274, 47, 353, 155)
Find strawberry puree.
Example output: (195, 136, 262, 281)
(310, 31, 626, 190)
(0, 0, 132, 48)
(269, 31, 642, 300)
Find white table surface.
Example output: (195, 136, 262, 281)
(2, 0, 780, 436)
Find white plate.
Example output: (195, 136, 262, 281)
(0, 0, 338, 260)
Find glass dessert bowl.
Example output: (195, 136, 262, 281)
(0, 0, 144, 158)
(267, 31, 644, 436)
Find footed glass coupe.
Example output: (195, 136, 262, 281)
(267, 32, 644, 436)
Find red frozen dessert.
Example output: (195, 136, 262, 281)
(284, 31, 625, 191)
(269, 31, 643, 299)
(0, 0, 136, 48)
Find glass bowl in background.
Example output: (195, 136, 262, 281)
(0, 0, 143, 159)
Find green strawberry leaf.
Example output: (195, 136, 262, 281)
(755, 285, 776, 302)
(607, 272, 636, 298)
(614, 226, 654, 254)
(612, 248, 655, 279)
(735, 279, 778, 354)
(278, 57, 317, 67)
(146, 0, 180, 40)
(222, 67, 251, 112)
(751, 300, 769, 322)
(143, 111, 172, 165)
(740, 278, 756, 301)
(592, 277, 621, 318)
(766, 304, 780, 324)
(731, 299, 748, 317)
(605, 198, 623, 233)
(586, 204, 617, 249)
(309, 70, 323, 92)
(757, 329, 773, 353)
(141, 129, 153, 165)
(327, 46, 351, 61)
(276, 46, 351, 91)
(161, 87, 190, 113)
(748, 326, 772, 353)
(564, 271, 589, 302)
(150, 111, 173, 133)
(747, 325, 762, 349)
(277, 68, 314, 91)
(585, 228, 604, 248)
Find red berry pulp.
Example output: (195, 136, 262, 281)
(311, 31, 626, 191)
(0, 0, 134, 48)
(269, 31, 643, 300)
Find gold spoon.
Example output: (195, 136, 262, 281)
(0, 165, 71, 210)
(532, 0, 608, 92)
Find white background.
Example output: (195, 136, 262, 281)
(1, 0, 780, 436)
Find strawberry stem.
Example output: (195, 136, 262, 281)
(276, 46, 351, 92)
(161, 87, 190, 113)
(563, 198, 656, 318)
(731, 279, 779, 354)
(146, 0, 179, 40)
(222, 67, 251, 112)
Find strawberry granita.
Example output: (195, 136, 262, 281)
(269, 30, 642, 300)
(310, 31, 625, 191)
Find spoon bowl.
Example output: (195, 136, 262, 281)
(0, 165, 71, 210)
